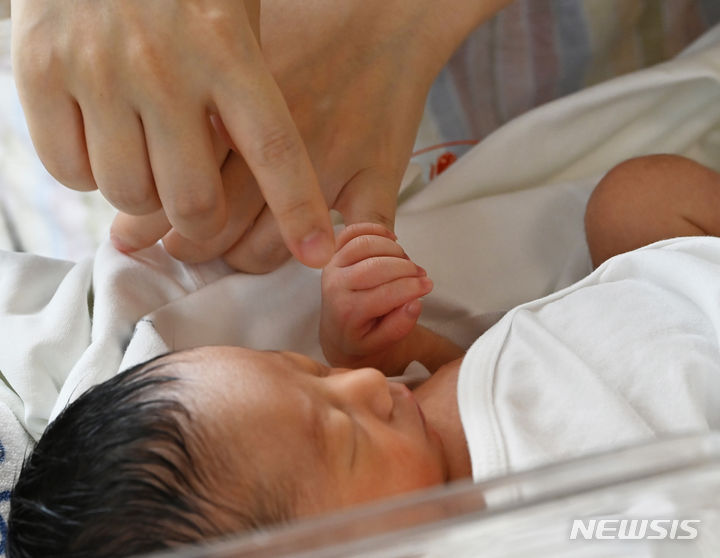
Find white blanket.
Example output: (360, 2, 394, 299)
(1, 22, 720, 557)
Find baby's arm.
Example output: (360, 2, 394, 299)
(585, 154, 720, 267)
(320, 223, 463, 375)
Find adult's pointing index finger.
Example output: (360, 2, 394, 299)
(213, 69, 334, 269)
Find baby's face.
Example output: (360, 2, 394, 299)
(171, 347, 447, 519)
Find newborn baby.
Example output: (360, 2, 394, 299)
(10, 155, 720, 558)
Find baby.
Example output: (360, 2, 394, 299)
(8, 154, 720, 557)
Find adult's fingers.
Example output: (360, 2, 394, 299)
(11, 24, 97, 192)
(19, 88, 97, 192)
(214, 68, 334, 269)
(334, 167, 401, 233)
(81, 100, 159, 214)
(221, 205, 292, 274)
(110, 209, 171, 252)
(163, 154, 266, 263)
(221, 210, 399, 273)
(110, 126, 233, 254)
(142, 105, 226, 241)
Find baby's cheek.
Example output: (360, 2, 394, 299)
(390, 441, 445, 488)
(342, 446, 441, 506)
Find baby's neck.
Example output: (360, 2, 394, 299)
(413, 357, 472, 481)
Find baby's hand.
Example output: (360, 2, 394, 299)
(320, 223, 433, 371)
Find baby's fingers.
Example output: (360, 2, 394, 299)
(361, 276, 433, 320)
(334, 234, 406, 268)
(335, 223, 396, 252)
(344, 257, 425, 290)
(363, 300, 424, 347)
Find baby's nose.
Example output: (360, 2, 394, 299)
(332, 368, 393, 419)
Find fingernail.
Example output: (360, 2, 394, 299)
(405, 299, 422, 316)
(420, 277, 433, 290)
(299, 229, 334, 268)
(416, 266, 427, 277)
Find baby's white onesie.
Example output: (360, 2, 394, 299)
(458, 237, 720, 481)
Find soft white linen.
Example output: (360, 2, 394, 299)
(458, 237, 720, 483)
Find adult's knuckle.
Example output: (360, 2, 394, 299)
(102, 183, 157, 214)
(14, 18, 64, 73)
(252, 128, 302, 168)
(169, 187, 219, 221)
(72, 32, 109, 75)
(125, 36, 176, 96)
(195, 6, 258, 69)
(15, 43, 55, 86)
(202, 33, 239, 75)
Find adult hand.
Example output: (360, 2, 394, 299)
(111, 0, 509, 273)
(10, 0, 334, 268)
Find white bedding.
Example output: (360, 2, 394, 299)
(1, 20, 720, 558)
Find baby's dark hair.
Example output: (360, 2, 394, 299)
(7, 353, 295, 558)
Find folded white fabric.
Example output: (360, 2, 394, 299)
(459, 237, 720, 483)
